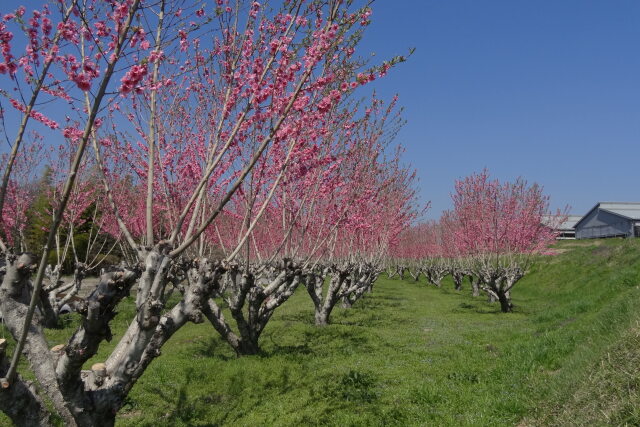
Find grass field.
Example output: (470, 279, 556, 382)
(3, 238, 640, 426)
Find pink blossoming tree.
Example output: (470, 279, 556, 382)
(447, 170, 566, 312)
(0, 1, 417, 425)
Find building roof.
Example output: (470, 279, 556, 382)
(574, 202, 640, 229)
(542, 214, 582, 230)
(559, 215, 583, 230)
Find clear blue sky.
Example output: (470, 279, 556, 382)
(360, 0, 640, 219)
(1, 1, 638, 219)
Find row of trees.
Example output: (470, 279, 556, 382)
(390, 170, 566, 312)
(0, 1, 420, 425)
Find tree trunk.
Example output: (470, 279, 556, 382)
(203, 263, 301, 355)
(79, 412, 116, 427)
(237, 337, 260, 355)
(471, 277, 480, 297)
(306, 265, 376, 326)
(451, 270, 467, 291)
(498, 292, 513, 313)
(0, 253, 78, 425)
(39, 287, 60, 328)
(497, 290, 513, 313)
(0, 381, 53, 427)
(202, 300, 242, 354)
(307, 270, 342, 326)
(341, 296, 353, 309)
(0, 349, 53, 427)
(315, 306, 331, 326)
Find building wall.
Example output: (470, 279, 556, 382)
(576, 209, 634, 239)
(556, 230, 576, 240)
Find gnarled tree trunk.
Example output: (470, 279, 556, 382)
(470, 275, 481, 297)
(203, 259, 302, 355)
(451, 269, 465, 291)
(1, 244, 224, 426)
(305, 263, 378, 326)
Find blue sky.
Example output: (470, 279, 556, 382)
(359, 0, 640, 218)
(1, 1, 638, 220)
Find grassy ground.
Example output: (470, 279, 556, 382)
(3, 238, 640, 426)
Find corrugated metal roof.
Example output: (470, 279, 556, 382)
(574, 202, 640, 229)
(598, 202, 640, 220)
(559, 215, 583, 229)
(542, 215, 582, 230)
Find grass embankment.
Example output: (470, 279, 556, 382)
(3, 239, 640, 426)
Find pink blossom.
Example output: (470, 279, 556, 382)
(148, 49, 163, 63)
(72, 72, 91, 91)
(317, 96, 332, 113)
(119, 64, 148, 94)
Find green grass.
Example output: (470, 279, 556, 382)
(526, 319, 640, 426)
(3, 238, 640, 426)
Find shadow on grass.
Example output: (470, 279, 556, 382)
(453, 301, 533, 316)
(266, 343, 313, 357)
(302, 325, 373, 354)
(335, 305, 393, 328)
(337, 308, 402, 328)
(147, 368, 220, 426)
(264, 332, 314, 357)
(145, 367, 265, 427)
(193, 336, 236, 361)
(452, 302, 504, 314)
(351, 296, 403, 311)
(278, 311, 314, 323)
(372, 294, 407, 302)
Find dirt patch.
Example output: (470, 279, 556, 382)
(118, 410, 142, 419)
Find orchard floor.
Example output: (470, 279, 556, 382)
(6, 239, 640, 426)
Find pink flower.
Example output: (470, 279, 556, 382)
(148, 49, 163, 63)
(94, 21, 110, 37)
(293, 95, 309, 111)
(119, 64, 148, 94)
(63, 126, 83, 141)
(72, 72, 91, 91)
(250, 1, 260, 18)
(83, 61, 99, 78)
(317, 96, 332, 113)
